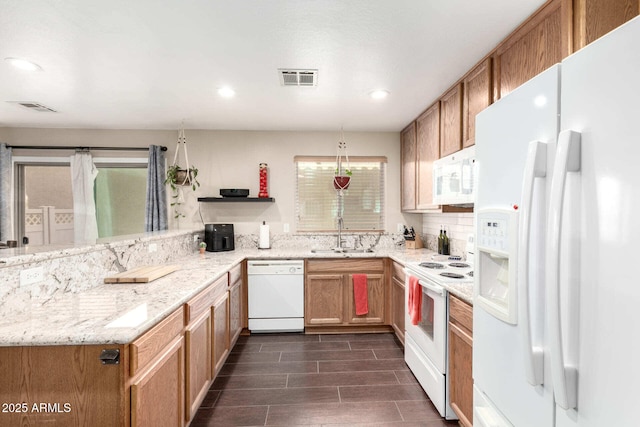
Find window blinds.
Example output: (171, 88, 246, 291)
(295, 156, 386, 232)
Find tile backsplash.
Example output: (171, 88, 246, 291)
(422, 212, 474, 258)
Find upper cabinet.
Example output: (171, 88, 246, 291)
(462, 58, 492, 148)
(416, 102, 441, 211)
(492, 0, 569, 100)
(401, 122, 417, 211)
(399, 0, 639, 211)
(573, 0, 639, 50)
(440, 84, 463, 157)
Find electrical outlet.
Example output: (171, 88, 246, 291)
(283, 223, 290, 233)
(20, 266, 43, 286)
(193, 235, 199, 243)
(397, 223, 404, 233)
(148, 243, 157, 253)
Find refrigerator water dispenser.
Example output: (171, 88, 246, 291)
(475, 208, 519, 325)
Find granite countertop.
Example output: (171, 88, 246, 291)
(0, 247, 472, 347)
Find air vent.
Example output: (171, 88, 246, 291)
(7, 101, 57, 112)
(278, 69, 318, 86)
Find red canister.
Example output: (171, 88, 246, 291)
(258, 163, 269, 198)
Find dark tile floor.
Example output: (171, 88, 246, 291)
(190, 332, 459, 427)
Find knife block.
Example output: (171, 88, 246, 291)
(405, 236, 423, 249)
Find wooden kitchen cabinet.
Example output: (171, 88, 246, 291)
(448, 294, 473, 427)
(462, 58, 492, 148)
(493, 0, 569, 100)
(228, 263, 243, 347)
(391, 261, 406, 345)
(401, 122, 417, 211)
(131, 336, 185, 427)
(0, 344, 127, 427)
(347, 272, 385, 324)
(212, 290, 230, 376)
(573, 0, 639, 51)
(305, 258, 388, 331)
(185, 287, 215, 422)
(415, 102, 440, 210)
(129, 306, 185, 427)
(440, 83, 463, 157)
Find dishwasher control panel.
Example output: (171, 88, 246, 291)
(247, 260, 304, 275)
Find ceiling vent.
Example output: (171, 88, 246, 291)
(7, 101, 57, 112)
(278, 69, 318, 86)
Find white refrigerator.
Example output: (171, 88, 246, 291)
(473, 15, 640, 427)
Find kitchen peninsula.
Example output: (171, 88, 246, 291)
(0, 230, 472, 427)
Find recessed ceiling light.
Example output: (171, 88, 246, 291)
(369, 89, 390, 100)
(218, 87, 235, 98)
(5, 57, 42, 71)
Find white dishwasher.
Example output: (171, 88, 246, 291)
(247, 259, 304, 333)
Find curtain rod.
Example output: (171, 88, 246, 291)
(5, 145, 167, 152)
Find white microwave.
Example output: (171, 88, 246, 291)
(433, 145, 476, 206)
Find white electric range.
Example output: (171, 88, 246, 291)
(404, 235, 474, 421)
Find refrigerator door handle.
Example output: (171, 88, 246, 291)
(518, 140, 547, 386)
(546, 129, 581, 410)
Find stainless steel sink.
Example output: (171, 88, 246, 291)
(340, 248, 374, 253)
(310, 248, 373, 254)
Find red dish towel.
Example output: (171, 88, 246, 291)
(353, 274, 369, 315)
(408, 276, 422, 325)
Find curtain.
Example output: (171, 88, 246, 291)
(145, 145, 168, 231)
(0, 143, 12, 241)
(70, 151, 99, 243)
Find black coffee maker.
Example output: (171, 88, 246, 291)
(204, 224, 235, 252)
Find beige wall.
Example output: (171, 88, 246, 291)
(1, 127, 422, 235)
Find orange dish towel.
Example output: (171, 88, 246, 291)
(408, 276, 422, 325)
(353, 274, 369, 315)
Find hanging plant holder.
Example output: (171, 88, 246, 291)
(164, 123, 200, 219)
(333, 175, 351, 190)
(165, 124, 200, 191)
(334, 130, 352, 192)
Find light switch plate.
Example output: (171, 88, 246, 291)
(283, 223, 290, 233)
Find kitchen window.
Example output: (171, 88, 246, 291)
(295, 156, 386, 232)
(14, 156, 147, 245)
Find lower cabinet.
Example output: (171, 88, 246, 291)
(448, 294, 473, 427)
(212, 290, 230, 376)
(228, 263, 243, 347)
(305, 258, 387, 329)
(131, 336, 185, 427)
(391, 261, 405, 345)
(184, 309, 212, 421)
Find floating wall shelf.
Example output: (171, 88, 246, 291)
(197, 197, 275, 203)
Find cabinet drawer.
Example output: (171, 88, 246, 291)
(228, 263, 242, 286)
(449, 295, 472, 333)
(185, 275, 228, 323)
(307, 258, 384, 274)
(130, 306, 184, 376)
(392, 261, 405, 283)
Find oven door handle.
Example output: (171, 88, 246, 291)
(418, 280, 444, 296)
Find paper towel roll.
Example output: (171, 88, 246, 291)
(259, 221, 270, 249)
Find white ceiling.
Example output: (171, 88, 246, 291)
(0, 0, 546, 132)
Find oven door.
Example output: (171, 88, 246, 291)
(405, 272, 447, 373)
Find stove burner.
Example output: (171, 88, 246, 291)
(419, 262, 445, 269)
(440, 272, 465, 279)
(449, 262, 470, 268)
(467, 271, 474, 277)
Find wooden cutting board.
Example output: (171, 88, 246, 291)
(104, 265, 181, 284)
